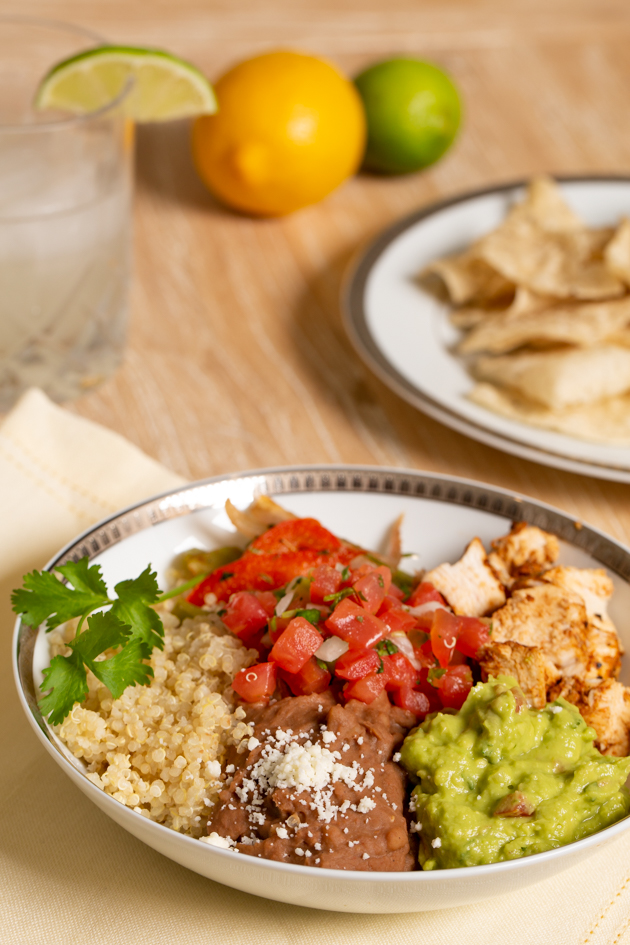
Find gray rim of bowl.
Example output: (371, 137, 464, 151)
(341, 174, 630, 482)
(13, 463, 630, 879)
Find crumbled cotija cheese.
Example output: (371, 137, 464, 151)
(357, 797, 376, 813)
(232, 726, 380, 828)
(201, 832, 237, 850)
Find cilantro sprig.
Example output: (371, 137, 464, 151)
(12, 558, 205, 726)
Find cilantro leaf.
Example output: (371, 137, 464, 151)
(72, 610, 135, 663)
(294, 608, 322, 624)
(110, 566, 164, 652)
(88, 637, 154, 698)
(323, 587, 357, 606)
(56, 558, 108, 598)
(13, 556, 165, 725)
(427, 666, 446, 687)
(376, 639, 399, 656)
(38, 653, 88, 726)
(391, 569, 418, 600)
(11, 559, 110, 630)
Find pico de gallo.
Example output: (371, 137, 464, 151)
(184, 516, 491, 719)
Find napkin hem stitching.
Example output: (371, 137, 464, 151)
(610, 911, 630, 945)
(0, 429, 119, 514)
(0, 440, 93, 522)
(582, 874, 630, 943)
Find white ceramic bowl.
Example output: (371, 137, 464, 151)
(13, 465, 630, 913)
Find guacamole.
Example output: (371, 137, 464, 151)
(400, 676, 630, 870)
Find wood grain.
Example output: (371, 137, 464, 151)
(11, 0, 630, 545)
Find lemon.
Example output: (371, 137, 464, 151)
(35, 46, 217, 121)
(354, 57, 462, 174)
(191, 51, 366, 217)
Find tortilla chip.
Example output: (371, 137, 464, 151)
(421, 251, 514, 306)
(504, 286, 553, 320)
(473, 345, 630, 410)
(607, 327, 630, 348)
(449, 287, 552, 334)
(605, 217, 630, 286)
(459, 295, 630, 355)
(449, 306, 493, 329)
(515, 176, 582, 233)
(469, 381, 630, 446)
(473, 213, 624, 300)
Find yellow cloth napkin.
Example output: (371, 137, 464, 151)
(2, 389, 630, 945)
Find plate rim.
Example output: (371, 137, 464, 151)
(341, 173, 630, 483)
(12, 462, 630, 883)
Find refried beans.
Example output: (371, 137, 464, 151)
(207, 690, 416, 870)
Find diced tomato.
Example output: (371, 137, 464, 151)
(431, 608, 460, 668)
(382, 652, 417, 691)
(221, 592, 269, 645)
(454, 616, 491, 659)
(378, 596, 416, 634)
(325, 598, 386, 649)
(408, 626, 429, 648)
(436, 664, 473, 710)
(450, 647, 468, 666)
(413, 610, 438, 632)
(269, 616, 322, 674)
(232, 662, 277, 703)
(343, 670, 386, 704)
(353, 565, 391, 614)
(388, 583, 405, 601)
(334, 647, 381, 681)
(414, 638, 438, 668)
(350, 562, 376, 581)
(393, 686, 431, 718)
(268, 613, 290, 643)
(310, 565, 342, 605)
(408, 582, 447, 609)
(254, 590, 278, 617)
(281, 657, 331, 695)
(415, 667, 443, 713)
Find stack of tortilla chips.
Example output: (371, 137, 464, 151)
(424, 177, 630, 445)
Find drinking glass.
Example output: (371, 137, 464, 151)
(0, 16, 133, 410)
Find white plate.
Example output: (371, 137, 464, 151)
(12, 465, 630, 913)
(342, 177, 630, 482)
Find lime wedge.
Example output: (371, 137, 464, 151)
(35, 45, 217, 121)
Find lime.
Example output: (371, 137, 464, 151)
(35, 46, 217, 122)
(354, 57, 462, 174)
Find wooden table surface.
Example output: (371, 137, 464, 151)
(16, 0, 630, 541)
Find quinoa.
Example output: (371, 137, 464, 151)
(51, 607, 257, 837)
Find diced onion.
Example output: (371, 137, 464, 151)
(386, 632, 422, 670)
(275, 577, 301, 616)
(275, 592, 293, 617)
(408, 600, 449, 618)
(315, 637, 349, 663)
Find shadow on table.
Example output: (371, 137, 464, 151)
(134, 119, 225, 214)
